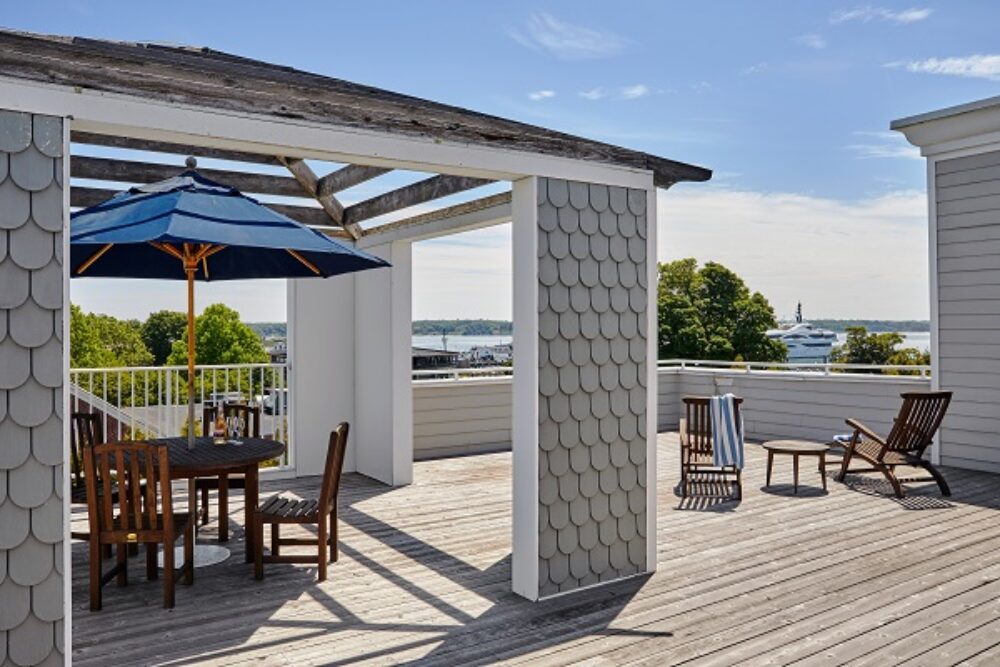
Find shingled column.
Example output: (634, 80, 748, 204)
(0, 111, 67, 664)
(512, 176, 655, 600)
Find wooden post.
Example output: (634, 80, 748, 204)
(186, 252, 197, 450)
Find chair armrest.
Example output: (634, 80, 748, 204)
(845, 418, 886, 446)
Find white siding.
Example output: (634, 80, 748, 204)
(413, 378, 513, 459)
(936, 151, 1000, 473)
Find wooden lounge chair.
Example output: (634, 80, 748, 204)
(70, 412, 103, 544)
(836, 391, 953, 498)
(254, 422, 349, 582)
(84, 440, 194, 610)
(197, 402, 261, 540)
(679, 396, 744, 499)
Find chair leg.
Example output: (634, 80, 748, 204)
(330, 510, 338, 563)
(89, 540, 102, 612)
(184, 522, 194, 586)
(921, 461, 952, 497)
(836, 445, 855, 482)
(254, 516, 264, 581)
(115, 544, 128, 587)
(317, 519, 328, 582)
(271, 522, 280, 558)
(102, 543, 112, 560)
(881, 464, 905, 499)
(163, 537, 175, 609)
(680, 467, 688, 497)
(201, 485, 210, 526)
(735, 469, 742, 500)
(146, 543, 158, 580)
(218, 475, 229, 542)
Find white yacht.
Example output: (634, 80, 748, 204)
(767, 303, 838, 362)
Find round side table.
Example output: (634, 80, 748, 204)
(763, 440, 830, 494)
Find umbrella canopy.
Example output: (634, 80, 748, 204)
(71, 170, 387, 280)
(71, 168, 389, 449)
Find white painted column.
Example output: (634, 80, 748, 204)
(353, 240, 413, 486)
(644, 181, 659, 571)
(288, 275, 357, 475)
(511, 176, 540, 600)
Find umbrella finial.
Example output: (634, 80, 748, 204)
(185, 156, 198, 170)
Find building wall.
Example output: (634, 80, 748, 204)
(0, 111, 65, 666)
(536, 178, 648, 596)
(413, 378, 511, 459)
(935, 150, 1000, 472)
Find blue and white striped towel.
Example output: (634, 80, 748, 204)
(710, 393, 744, 469)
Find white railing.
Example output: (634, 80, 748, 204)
(412, 366, 513, 382)
(657, 358, 931, 377)
(69, 362, 291, 469)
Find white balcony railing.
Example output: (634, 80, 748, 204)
(657, 358, 931, 378)
(69, 362, 291, 469)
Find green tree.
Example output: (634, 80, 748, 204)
(142, 310, 187, 365)
(70, 304, 153, 368)
(166, 303, 268, 366)
(832, 326, 929, 374)
(657, 259, 785, 362)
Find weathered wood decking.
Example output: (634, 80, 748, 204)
(71, 434, 1000, 666)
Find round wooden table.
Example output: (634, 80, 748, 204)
(763, 440, 829, 495)
(149, 437, 285, 566)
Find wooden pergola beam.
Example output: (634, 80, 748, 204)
(71, 156, 307, 198)
(70, 186, 335, 228)
(344, 175, 494, 227)
(71, 130, 279, 166)
(316, 164, 392, 198)
(361, 191, 512, 244)
(277, 157, 361, 240)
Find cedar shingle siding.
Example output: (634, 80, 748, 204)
(0, 110, 65, 666)
(536, 178, 648, 596)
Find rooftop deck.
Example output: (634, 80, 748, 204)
(72, 434, 1000, 666)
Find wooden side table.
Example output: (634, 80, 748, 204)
(763, 440, 829, 494)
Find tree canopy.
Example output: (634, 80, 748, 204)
(70, 304, 153, 368)
(141, 310, 188, 366)
(657, 259, 786, 362)
(831, 326, 929, 372)
(166, 303, 268, 366)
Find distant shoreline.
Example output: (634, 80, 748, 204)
(248, 319, 930, 339)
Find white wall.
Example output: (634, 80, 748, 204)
(413, 378, 512, 459)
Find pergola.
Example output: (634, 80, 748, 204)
(0, 30, 709, 665)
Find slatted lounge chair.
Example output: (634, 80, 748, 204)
(835, 391, 953, 498)
(679, 396, 744, 499)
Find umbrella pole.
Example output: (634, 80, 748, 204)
(186, 266, 197, 450)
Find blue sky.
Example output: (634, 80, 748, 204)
(15, 1, 1000, 321)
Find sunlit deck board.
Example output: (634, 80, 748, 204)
(71, 434, 1000, 666)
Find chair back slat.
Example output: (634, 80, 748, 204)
(683, 396, 743, 455)
(885, 391, 952, 457)
(320, 423, 350, 513)
(203, 403, 261, 438)
(70, 412, 103, 492)
(83, 441, 173, 542)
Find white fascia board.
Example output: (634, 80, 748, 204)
(893, 102, 1000, 155)
(0, 77, 653, 189)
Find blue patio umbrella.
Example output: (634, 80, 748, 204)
(71, 167, 389, 449)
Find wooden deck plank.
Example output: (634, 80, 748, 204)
(70, 433, 1000, 666)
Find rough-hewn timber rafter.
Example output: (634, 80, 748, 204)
(344, 175, 494, 227)
(316, 165, 392, 198)
(278, 157, 362, 240)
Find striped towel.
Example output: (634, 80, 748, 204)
(710, 393, 744, 469)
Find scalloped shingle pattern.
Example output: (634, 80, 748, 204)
(0, 111, 64, 666)
(537, 178, 647, 597)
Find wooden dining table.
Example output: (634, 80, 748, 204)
(146, 436, 285, 564)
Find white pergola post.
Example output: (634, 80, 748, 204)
(353, 240, 414, 486)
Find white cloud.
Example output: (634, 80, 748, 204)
(831, 6, 932, 24)
(528, 90, 556, 101)
(578, 87, 607, 100)
(658, 188, 929, 319)
(619, 84, 650, 100)
(845, 131, 922, 159)
(508, 12, 627, 60)
(888, 54, 1000, 81)
(795, 33, 828, 49)
(742, 62, 768, 75)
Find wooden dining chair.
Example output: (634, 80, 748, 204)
(84, 440, 194, 610)
(679, 396, 745, 499)
(255, 422, 349, 582)
(197, 402, 261, 541)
